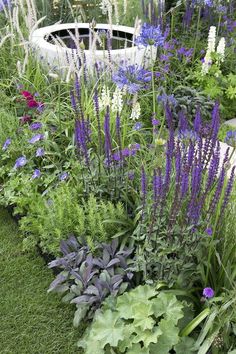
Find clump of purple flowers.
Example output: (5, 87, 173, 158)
(112, 64, 152, 94)
(135, 23, 166, 47)
(144, 102, 235, 235)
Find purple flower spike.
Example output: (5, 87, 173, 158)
(32, 169, 41, 179)
(14, 156, 27, 169)
(2, 138, 11, 151)
(30, 122, 42, 131)
(36, 147, 45, 157)
(203, 287, 214, 298)
(29, 134, 44, 144)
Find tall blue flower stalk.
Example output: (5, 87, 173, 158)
(146, 102, 235, 237)
(104, 106, 112, 169)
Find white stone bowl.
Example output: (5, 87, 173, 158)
(30, 23, 154, 73)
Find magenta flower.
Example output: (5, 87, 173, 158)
(21, 90, 34, 100)
(27, 99, 39, 108)
(203, 287, 214, 298)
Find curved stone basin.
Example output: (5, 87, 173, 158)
(31, 23, 154, 73)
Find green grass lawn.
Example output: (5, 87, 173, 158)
(0, 208, 83, 354)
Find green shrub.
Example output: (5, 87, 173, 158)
(19, 184, 129, 255)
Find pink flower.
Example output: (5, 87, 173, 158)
(21, 91, 34, 100)
(27, 99, 39, 108)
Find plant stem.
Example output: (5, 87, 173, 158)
(150, 46, 156, 115)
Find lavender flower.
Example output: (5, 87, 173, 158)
(28, 134, 44, 144)
(32, 169, 41, 179)
(112, 65, 151, 94)
(203, 287, 214, 298)
(2, 138, 11, 151)
(75, 119, 90, 166)
(194, 107, 202, 134)
(135, 23, 165, 47)
(30, 122, 42, 131)
(36, 148, 45, 157)
(14, 156, 27, 169)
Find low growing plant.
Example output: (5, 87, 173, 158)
(48, 237, 134, 325)
(78, 284, 196, 354)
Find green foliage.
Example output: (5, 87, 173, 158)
(218, 124, 236, 143)
(19, 184, 129, 254)
(78, 285, 196, 354)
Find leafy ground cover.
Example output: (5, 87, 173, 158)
(0, 208, 82, 354)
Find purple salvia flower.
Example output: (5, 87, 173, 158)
(165, 103, 174, 130)
(93, 89, 102, 155)
(36, 147, 45, 157)
(178, 110, 188, 132)
(141, 166, 147, 217)
(14, 156, 27, 169)
(104, 106, 112, 168)
(2, 138, 11, 151)
(222, 147, 230, 168)
(221, 166, 236, 212)
(208, 167, 226, 217)
(30, 122, 42, 131)
(181, 170, 189, 198)
(32, 169, 41, 179)
(206, 141, 220, 190)
(194, 107, 202, 134)
(175, 142, 182, 185)
(28, 134, 44, 144)
(75, 119, 89, 166)
(75, 73, 81, 102)
(153, 168, 162, 205)
(187, 142, 195, 169)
